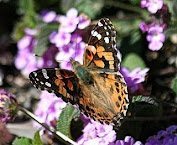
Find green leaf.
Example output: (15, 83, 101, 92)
(172, 76, 177, 94)
(34, 22, 58, 57)
(57, 105, 79, 139)
(60, 0, 104, 19)
(18, 0, 35, 15)
(76, 0, 104, 19)
(122, 53, 146, 71)
(12, 137, 32, 145)
(132, 95, 158, 106)
(114, 19, 141, 37)
(32, 130, 42, 145)
(12, 14, 40, 41)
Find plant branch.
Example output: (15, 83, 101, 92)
(105, 0, 149, 20)
(18, 106, 78, 145)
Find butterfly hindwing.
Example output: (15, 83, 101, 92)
(77, 71, 129, 125)
(29, 68, 80, 104)
(83, 18, 120, 72)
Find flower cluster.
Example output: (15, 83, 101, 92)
(34, 91, 67, 128)
(120, 67, 149, 94)
(50, 8, 90, 70)
(15, 8, 90, 75)
(0, 89, 18, 123)
(15, 28, 58, 76)
(77, 119, 116, 145)
(139, 22, 165, 51)
(140, 1, 167, 51)
(145, 125, 177, 145)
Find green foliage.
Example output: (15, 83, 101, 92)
(171, 76, 177, 95)
(122, 53, 146, 71)
(33, 130, 42, 145)
(60, 0, 104, 19)
(12, 137, 32, 145)
(17, 0, 35, 15)
(57, 104, 79, 139)
(115, 19, 141, 37)
(34, 22, 58, 57)
(12, 130, 42, 145)
(129, 0, 141, 5)
(173, 0, 177, 16)
(132, 95, 158, 106)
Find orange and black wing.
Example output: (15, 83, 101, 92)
(83, 18, 120, 72)
(78, 72, 129, 126)
(29, 68, 80, 104)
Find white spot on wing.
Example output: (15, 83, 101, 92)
(91, 30, 98, 36)
(98, 21, 103, 26)
(33, 72, 37, 77)
(106, 32, 109, 36)
(104, 37, 109, 43)
(104, 26, 107, 30)
(40, 81, 44, 85)
(97, 34, 102, 40)
(42, 69, 49, 79)
(45, 82, 51, 87)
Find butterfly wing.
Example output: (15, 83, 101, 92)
(29, 68, 80, 104)
(83, 18, 120, 72)
(78, 71, 129, 125)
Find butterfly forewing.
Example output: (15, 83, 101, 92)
(29, 68, 80, 104)
(83, 18, 120, 72)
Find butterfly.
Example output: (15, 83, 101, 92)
(29, 18, 129, 126)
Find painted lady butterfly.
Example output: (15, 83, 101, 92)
(29, 18, 129, 126)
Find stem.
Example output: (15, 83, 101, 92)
(18, 106, 78, 145)
(125, 115, 177, 121)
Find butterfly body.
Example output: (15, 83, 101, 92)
(71, 59, 93, 85)
(29, 18, 129, 126)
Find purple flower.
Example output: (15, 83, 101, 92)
(17, 35, 34, 51)
(0, 89, 18, 123)
(77, 120, 116, 145)
(55, 34, 85, 70)
(139, 22, 149, 33)
(59, 8, 79, 33)
(34, 91, 67, 128)
(37, 45, 58, 68)
(140, 0, 163, 14)
(50, 31, 71, 48)
(120, 67, 149, 93)
(41, 10, 58, 23)
(110, 136, 143, 145)
(49, 8, 90, 70)
(15, 27, 58, 76)
(146, 25, 165, 50)
(145, 125, 177, 145)
(15, 29, 38, 75)
(78, 14, 91, 29)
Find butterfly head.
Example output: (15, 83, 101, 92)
(70, 58, 81, 70)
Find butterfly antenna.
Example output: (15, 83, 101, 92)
(74, 35, 79, 60)
(55, 59, 69, 64)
